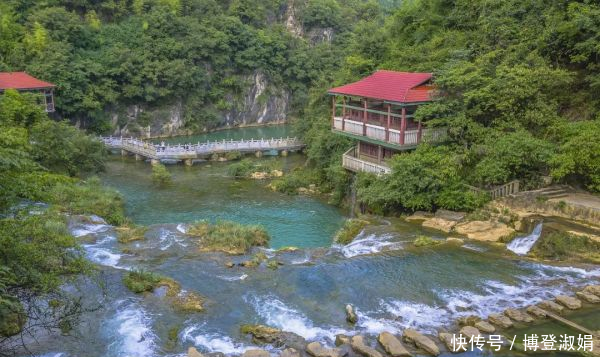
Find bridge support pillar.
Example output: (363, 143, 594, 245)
(135, 154, 143, 161)
(121, 149, 128, 157)
(255, 151, 263, 158)
(281, 150, 288, 157)
(184, 159, 193, 166)
(150, 159, 160, 166)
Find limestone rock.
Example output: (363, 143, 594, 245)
(406, 211, 433, 222)
(281, 348, 300, 357)
(577, 291, 600, 303)
(538, 300, 564, 314)
(583, 285, 600, 296)
(555, 295, 582, 310)
(457, 315, 481, 326)
(526, 305, 547, 318)
(306, 342, 345, 357)
(188, 347, 204, 357)
(474, 321, 495, 334)
(504, 308, 533, 323)
(454, 221, 515, 242)
(335, 334, 351, 346)
(402, 329, 440, 356)
(241, 324, 306, 349)
(351, 335, 383, 357)
(378, 332, 412, 357)
(488, 313, 513, 329)
(225, 261, 235, 268)
(435, 209, 466, 222)
(243, 350, 270, 357)
(459, 326, 480, 338)
(251, 172, 269, 180)
(346, 304, 358, 324)
(271, 170, 283, 177)
(422, 218, 457, 233)
(446, 237, 464, 245)
(438, 333, 454, 352)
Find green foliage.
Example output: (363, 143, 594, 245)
(227, 158, 279, 178)
(225, 150, 242, 161)
(123, 269, 162, 293)
(187, 220, 270, 254)
(151, 163, 172, 186)
(334, 218, 369, 245)
(270, 167, 320, 195)
(531, 231, 600, 263)
(413, 235, 441, 247)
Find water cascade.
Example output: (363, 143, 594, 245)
(506, 222, 543, 255)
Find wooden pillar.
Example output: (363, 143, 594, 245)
(331, 96, 336, 128)
(341, 97, 346, 131)
(377, 145, 382, 163)
(386, 104, 391, 142)
(363, 99, 368, 136)
(417, 120, 423, 142)
(400, 106, 407, 145)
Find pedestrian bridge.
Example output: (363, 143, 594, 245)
(101, 136, 305, 164)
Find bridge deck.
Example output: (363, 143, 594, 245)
(101, 136, 304, 160)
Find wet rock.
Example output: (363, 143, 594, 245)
(474, 321, 495, 334)
(457, 315, 481, 326)
(206, 353, 225, 357)
(555, 295, 582, 310)
(241, 324, 306, 349)
(422, 218, 457, 233)
(459, 326, 480, 339)
(351, 335, 383, 357)
(445, 237, 464, 245)
(378, 332, 412, 357)
(243, 349, 270, 357)
(346, 304, 358, 324)
(225, 261, 235, 268)
(583, 285, 600, 296)
(538, 300, 564, 314)
(406, 211, 433, 222)
(306, 341, 345, 357)
(336, 334, 351, 346)
(438, 333, 454, 352)
(454, 221, 515, 242)
(504, 308, 533, 323)
(188, 347, 204, 357)
(172, 291, 205, 312)
(526, 305, 547, 318)
(281, 348, 301, 357)
(488, 313, 513, 329)
(577, 291, 600, 303)
(402, 329, 440, 356)
(435, 209, 466, 222)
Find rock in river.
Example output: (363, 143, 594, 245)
(504, 308, 533, 323)
(242, 350, 270, 357)
(241, 324, 306, 349)
(577, 291, 600, 303)
(526, 305, 547, 318)
(188, 347, 204, 357)
(346, 304, 358, 324)
(378, 332, 412, 357)
(306, 342, 345, 357)
(402, 329, 440, 356)
(583, 285, 600, 296)
(474, 321, 495, 334)
(351, 335, 383, 357)
(459, 326, 480, 339)
(538, 300, 564, 314)
(336, 334, 351, 346)
(281, 348, 300, 357)
(555, 295, 582, 310)
(422, 218, 456, 233)
(454, 221, 515, 242)
(488, 313, 513, 329)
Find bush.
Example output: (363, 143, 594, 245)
(414, 236, 442, 247)
(225, 151, 242, 161)
(122, 270, 162, 293)
(531, 231, 600, 263)
(151, 163, 172, 186)
(187, 220, 270, 254)
(334, 218, 369, 245)
(270, 168, 320, 195)
(227, 159, 280, 178)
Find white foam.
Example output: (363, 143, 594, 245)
(71, 223, 110, 237)
(339, 232, 403, 258)
(158, 228, 188, 251)
(106, 302, 156, 357)
(461, 244, 487, 252)
(84, 246, 123, 269)
(182, 325, 254, 355)
(176, 223, 187, 234)
(245, 294, 347, 341)
(507, 223, 543, 255)
(217, 274, 248, 281)
(382, 300, 451, 333)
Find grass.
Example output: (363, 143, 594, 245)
(122, 269, 162, 293)
(187, 220, 270, 254)
(270, 167, 321, 195)
(530, 231, 600, 263)
(225, 151, 242, 161)
(414, 235, 442, 247)
(116, 224, 148, 243)
(334, 218, 370, 245)
(227, 158, 280, 178)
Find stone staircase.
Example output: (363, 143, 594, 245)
(524, 184, 573, 200)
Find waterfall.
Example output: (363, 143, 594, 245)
(507, 222, 543, 255)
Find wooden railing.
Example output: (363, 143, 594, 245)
(342, 147, 391, 176)
(332, 117, 447, 148)
(465, 180, 520, 200)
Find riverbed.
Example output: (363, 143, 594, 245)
(24, 126, 600, 357)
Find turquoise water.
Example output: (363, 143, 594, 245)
(152, 125, 293, 145)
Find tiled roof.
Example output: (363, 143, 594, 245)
(0, 72, 55, 90)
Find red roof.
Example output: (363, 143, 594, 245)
(0, 72, 55, 90)
(328, 70, 433, 103)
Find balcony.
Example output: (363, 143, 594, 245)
(342, 147, 391, 176)
(333, 117, 447, 149)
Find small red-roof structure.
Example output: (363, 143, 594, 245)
(0, 72, 55, 112)
(328, 70, 433, 103)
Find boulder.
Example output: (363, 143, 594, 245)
(422, 218, 457, 233)
(378, 332, 412, 357)
(225, 261, 235, 268)
(459, 326, 480, 339)
(306, 342, 345, 357)
(488, 313, 513, 329)
(206, 353, 226, 357)
(504, 308, 533, 323)
(474, 321, 495, 334)
(271, 170, 284, 177)
(456, 315, 481, 326)
(406, 211, 433, 222)
(577, 291, 600, 303)
(454, 221, 515, 242)
(242, 350, 270, 357)
(188, 347, 204, 357)
(538, 300, 564, 314)
(583, 285, 600, 296)
(555, 295, 582, 310)
(435, 209, 466, 222)
(402, 329, 440, 356)
(241, 324, 306, 349)
(351, 335, 383, 357)
(335, 334, 351, 346)
(437, 333, 454, 352)
(345, 304, 358, 324)
(526, 305, 547, 318)
(172, 291, 205, 312)
(251, 172, 269, 180)
(281, 348, 301, 357)
(445, 237, 465, 245)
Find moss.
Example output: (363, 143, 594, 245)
(188, 220, 270, 255)
(334, 218, 370, 245)
(165, 325, 181, 350)
(116, 224, 148, 243)
(157, 277, 181, 297)
(240, 324, 279, 336)
(530, 231, 600, 263)
(266, 260, 281, 270)
(171, 291, 205, 312)
(276, 246, 299, 252)
(122, 269, 162, 293)
(0, 300, 26, 337)
(414, 235, 442, 247)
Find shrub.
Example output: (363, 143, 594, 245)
(122, 270, 162, 293)
(414, 235, 442, 247)
(225, 151, 242, 161)
(270, 168, 319, 195)
(334, 218, 369, 245)
(227, 159, 280, 178)
(531, 231, 600, 263)
(151, 163, 172, 186)
(187, 220, 270, 254)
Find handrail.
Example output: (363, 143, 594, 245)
(464, 180, 520, 200)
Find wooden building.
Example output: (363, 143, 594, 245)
(328, 70, 446, 175)
(0, 72, 55, 112)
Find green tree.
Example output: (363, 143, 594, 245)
(151, 163, 172, 186)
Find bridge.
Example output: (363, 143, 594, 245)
(101, 136, 305, 165)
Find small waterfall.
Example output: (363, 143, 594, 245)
(507, 222, 543, 255)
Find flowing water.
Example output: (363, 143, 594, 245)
(22, 126, 600, 357)
(506, 223, 543, 256)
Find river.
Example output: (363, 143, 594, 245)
(24, 126, 600, 357)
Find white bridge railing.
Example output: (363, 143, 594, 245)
(101, 136, 304, 159)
